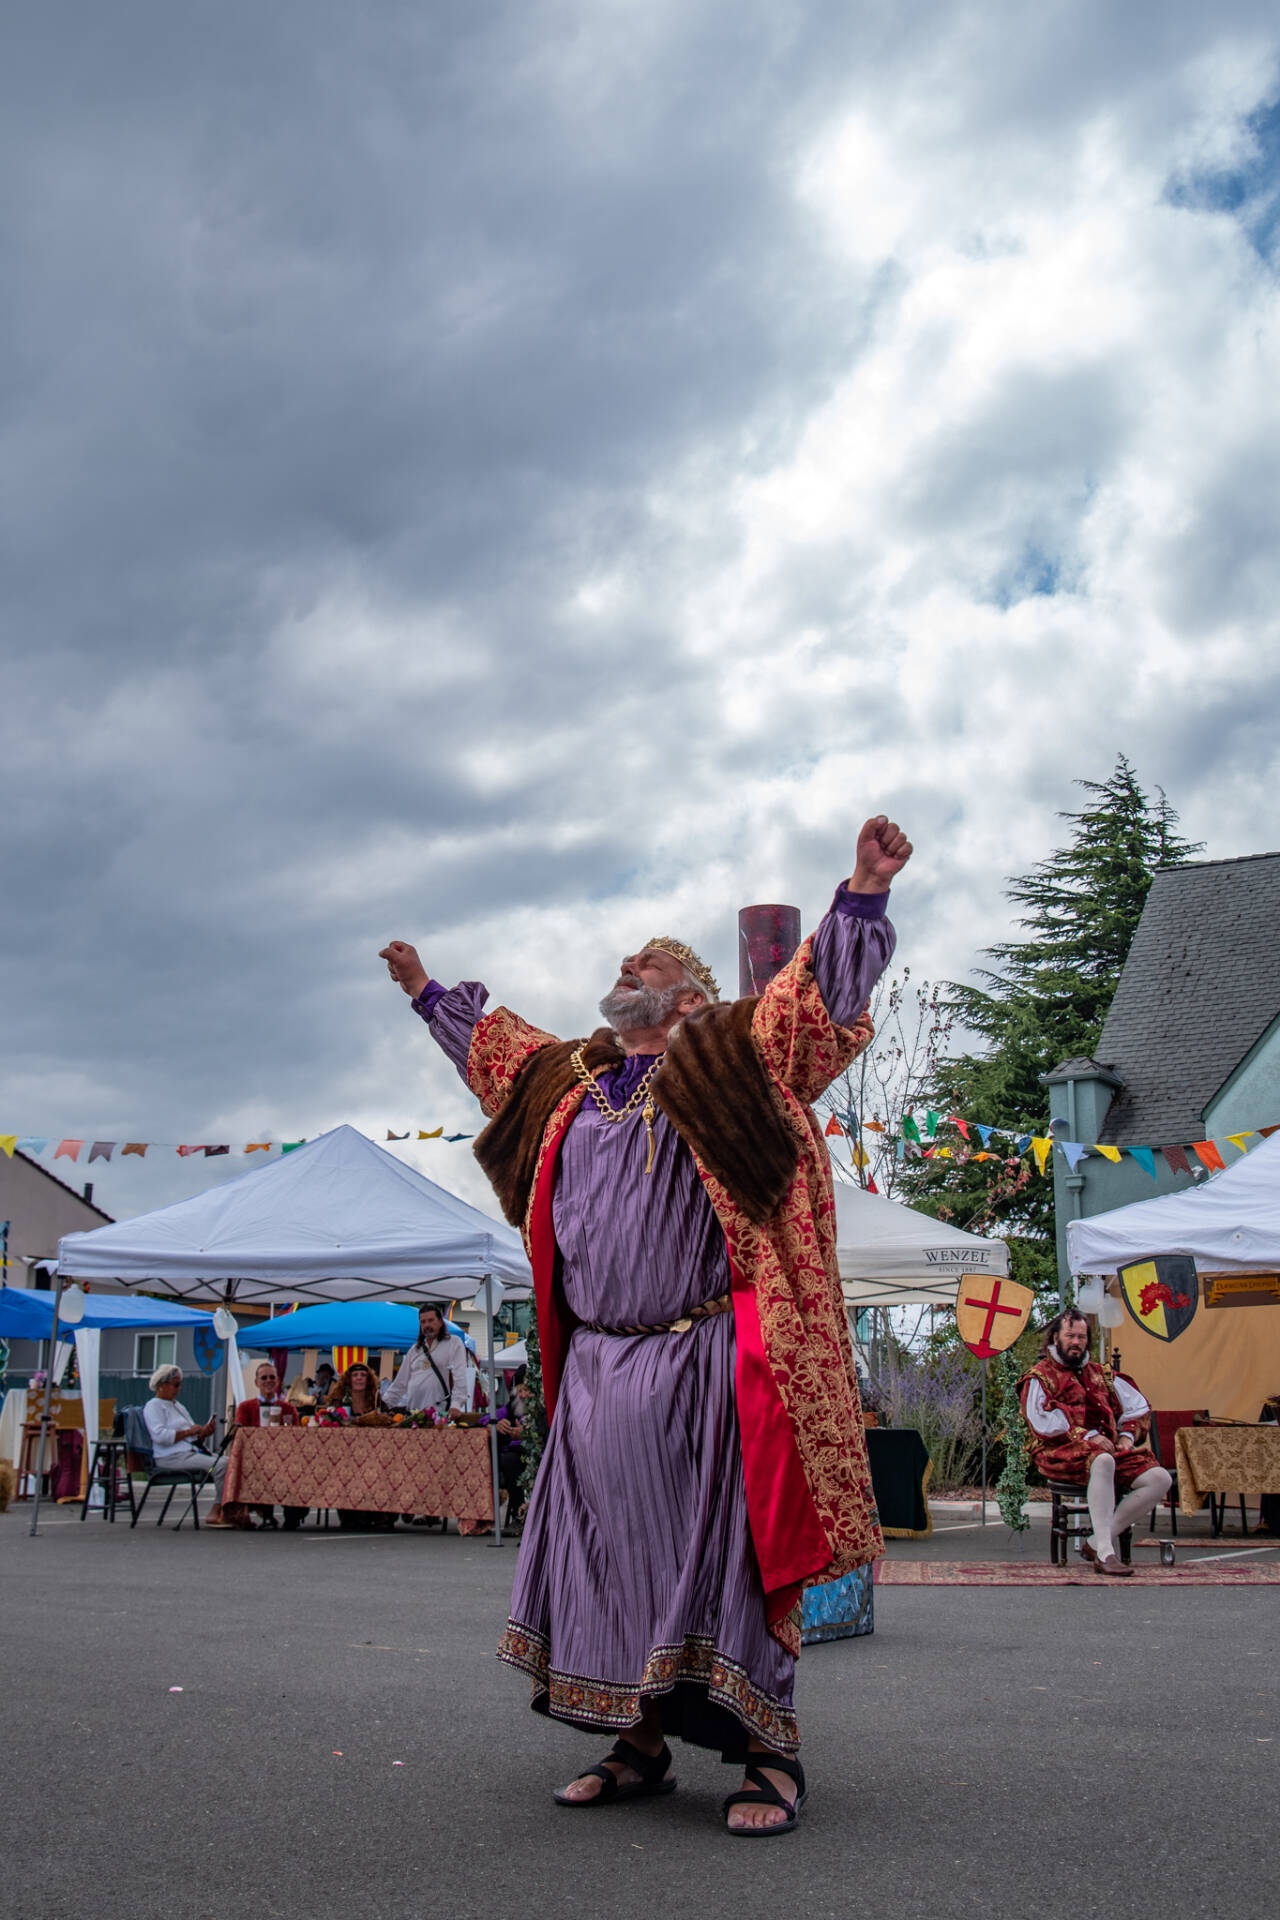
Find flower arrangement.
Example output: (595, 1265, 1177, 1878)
(390, 1408, 492, 1430)
(313, 1405, 351, 1427)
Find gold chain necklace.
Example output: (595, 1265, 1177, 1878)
(570, 1045, 662, 1174)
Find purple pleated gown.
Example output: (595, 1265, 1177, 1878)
(416, 889, 893, 1759)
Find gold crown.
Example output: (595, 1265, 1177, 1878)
(644, 936, 720, 1001)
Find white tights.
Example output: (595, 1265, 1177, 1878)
(1086, 1453, 1172, 1560)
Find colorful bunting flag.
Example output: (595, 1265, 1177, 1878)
(0, 1136, 16, 1158)
(824, 1115, 844, 1137)
(1262, 1124, 1280, 1138)
(851, 1144, 868, 1169)
(245, 1143, 270, 1153)
(1014, 1134, 1033, 1156)
(925, 1111, 940, 1139)
(902, 1115, 921, 1144)
(865, 1175, 879, 1193)
(17, 1138, 49, 1154)
(418, 1127, 444, 1140)
(281, 1141, 305, 1153)
(1226, 1133, 1254, 1154)
(123, 1142, 148, 1158)
(445, 1133, 472, 1142)
(203, 1145, 230, 1157)
(1059, 1142, 1087, 1171)
(951, 1117, 970, 1140)
(176, 1145, 204, 1157)
(88, 1142, 115, 1163)
(863, 1119, 885, 1133)
(55, 1140, 83, 1161)
(976, 1125, 994, 1148)
(1162, 1144, 1191, 1176)
(1031, 1137, 1052, 1175)
(1191, 1140, 1225, 1173)
(1094, 1145, 1121, 1163)
(1128, 1145, 1157, 1180)
(386, 1130, 409, 1141)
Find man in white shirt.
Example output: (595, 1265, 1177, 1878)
(382, 1306, 470, 1418)
(142, 1364, 233, 1523)
(1020, 1308, 1171, 1576)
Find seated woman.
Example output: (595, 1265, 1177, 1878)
(324, 1361, 384, 1419)
(323, 1363, 395, 1530)
(141, 1364, 235, 1527)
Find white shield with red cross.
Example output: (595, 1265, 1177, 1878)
(955, 1277, 1034, 1359)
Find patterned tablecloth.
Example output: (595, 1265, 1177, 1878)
(1174, 1425, 1280, 1514)
(223, 1426, 495, 1525)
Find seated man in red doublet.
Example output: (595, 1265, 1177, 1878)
(1020, 1308, 1171, 1576)
(230, 1361, 309, 1531)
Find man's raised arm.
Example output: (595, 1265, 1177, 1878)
(751, 815, 912, 1103)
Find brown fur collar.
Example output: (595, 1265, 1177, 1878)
(474, 998, 799, 1229)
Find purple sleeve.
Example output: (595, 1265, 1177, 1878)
(808, 887, 897, 1027)
(411, 979, 490, 1082)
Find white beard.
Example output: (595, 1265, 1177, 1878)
(599, 979, 689, 1033)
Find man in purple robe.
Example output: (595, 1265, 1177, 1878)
(380, 814, 910, 1834)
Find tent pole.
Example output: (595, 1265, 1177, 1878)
(990, 1351, 997, 1528)
(29, 1273, 66, 1537)
(484, 1278, 503, 1549)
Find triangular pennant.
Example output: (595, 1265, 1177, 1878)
(851, 1144, 868, 1169)
(1059, 1142, 1088, 1171)
(386, 1130, 409, 1141)
(0, 1136, 16, 1158)
(934, 1146, 952, 1159)
(950, 1117, 970, 1141)
(122, 1142, 148, 1158)
(245, 1142, 271, 1153)
(55, 1140, 84, 1161)
(417, 1127, 445, 1140)
(1226, 1133, 1254, 1154)
(1128, 1145, 1158, 1180)
(1014, 1134, 1033, 1155)
(976, 1125, 994, 1148)
(1191, 1140, 1225, 1173)
(902, 1115, 921, 1144)
(281, 1141, 305, 1153)
(17, 1138, 49, 1154)
(1162, 1144, 1191, 1176)
(925, 1111, 940, 1139)
(176, 1144, 204, 1157)
(444, 1133, 472, 1142)
(865, 1175, 879, 1194)
(87, 1141, 115, 1163)
(1031, 1137, 1052, 1175)
(863, 1118, 885, 1133)
(824, 1114, 844, 1137)
(203, 1145, 230, 1157)
(1260, 1124, 1280, 1138)
(1093, 1144, 1122, 1162)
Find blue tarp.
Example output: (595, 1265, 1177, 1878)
(236, 1299, 476, 1355)
(0, 1286, 215, 1337)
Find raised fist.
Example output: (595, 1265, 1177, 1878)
(850, 817, 913, 892)
(379, 941, 429, 998)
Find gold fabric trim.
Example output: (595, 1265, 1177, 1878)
(497, 1621, 800, 1754)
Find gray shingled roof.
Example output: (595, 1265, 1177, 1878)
(1095, 852, 1280, 1145)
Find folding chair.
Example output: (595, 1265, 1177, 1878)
(123, 1408, 213, 1529)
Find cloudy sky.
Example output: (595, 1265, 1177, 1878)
(4, 0, 1279, 1228)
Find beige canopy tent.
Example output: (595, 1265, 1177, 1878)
(834, 1183, 1009, 1308)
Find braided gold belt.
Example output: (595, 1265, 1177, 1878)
(580, 1291, 732, 1337)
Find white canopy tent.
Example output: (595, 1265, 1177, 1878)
(56, 1125, 533, 1544)
(834, 1182, 1010, 1308)
(1067, 1130, 1280, 1275)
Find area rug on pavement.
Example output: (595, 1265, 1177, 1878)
(875, 1558, 1280, 1586)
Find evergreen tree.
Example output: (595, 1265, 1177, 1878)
(903, 756, 1201, 1265)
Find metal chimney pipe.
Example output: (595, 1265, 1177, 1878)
(738, 904, 801, 998)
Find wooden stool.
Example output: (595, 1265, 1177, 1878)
(1048, 1480, 1132, 1566)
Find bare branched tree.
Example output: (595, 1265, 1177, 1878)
(818, 970, 953, 1198)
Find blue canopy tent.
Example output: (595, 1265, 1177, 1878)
(0, 1287, 215, 1336)
(239, 1300, 476, 1357)
(0, 1287, 219, 1532)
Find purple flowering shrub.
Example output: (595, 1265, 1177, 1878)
(876, 1346, 983, 1489)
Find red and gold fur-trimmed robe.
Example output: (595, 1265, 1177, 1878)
(466, 938, 884, 1655)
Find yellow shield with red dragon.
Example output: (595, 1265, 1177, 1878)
(1118, 1256, 1198, 1341)
(955, 1277, 1035, 1359)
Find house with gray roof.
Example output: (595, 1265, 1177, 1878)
(1044, 852, 1280, 1287)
